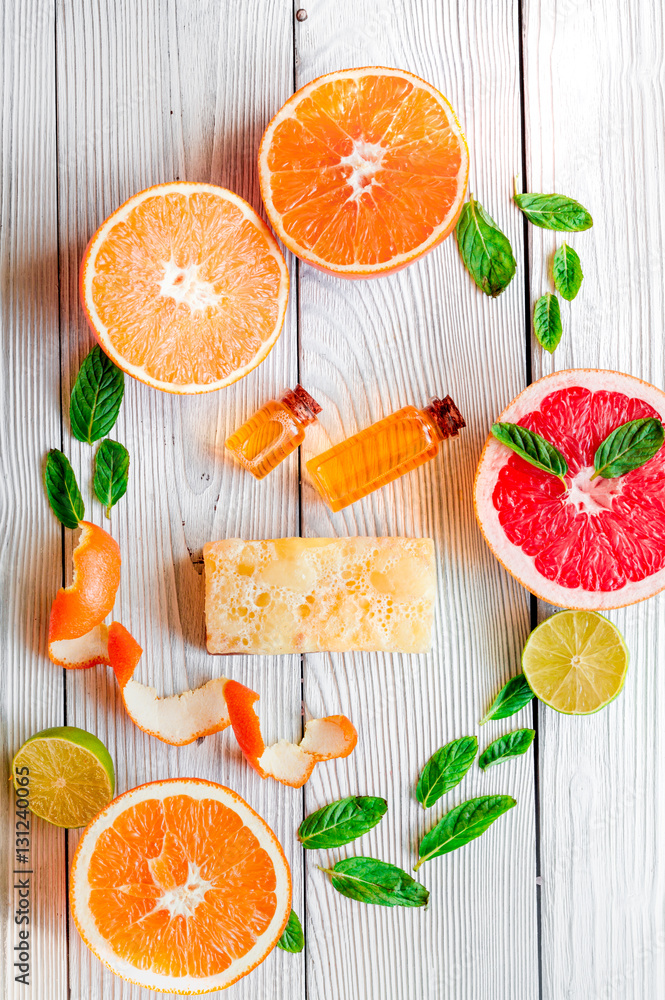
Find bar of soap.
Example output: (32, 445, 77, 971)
(204, 537, 436, 654)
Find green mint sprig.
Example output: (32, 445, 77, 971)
(276, 910, 304, 953)
(44, 450, 85, 528)
(319, 858, 429, 908)
(455, 195, 516, 297)
(533, 293, 562, 353)
(70, 345, 125, 444)
(414, 795, 516, 871)
(297, 796, 387, 850)
(553, 243, 583, 300)
(93, 439, 130, 518)
(478, 729, 535, 771)
(513, 179, 593, 231)
(479, 674, 534, 725)
(592, 417, 665, 480)
(491, 422, 568, 482)
(416, 736, 477, 809)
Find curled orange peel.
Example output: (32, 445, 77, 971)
(107, 622, 142, 688)
(225, 679, 358, 788)
(48, 624, 111, 670)
(48, 522, 121, 667)
(223, 680, 265, 771)
(106, 623, 231, 746)
(104, 648, 357, 781)
(45, 526, 357, 774)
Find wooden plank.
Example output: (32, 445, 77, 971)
(0, 3, 66, 998)
(523, 1, 665, 996)
(55, 1, 304, 997)
(294, 3, 539, 998)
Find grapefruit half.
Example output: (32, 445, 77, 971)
(474, 369, 665, 609)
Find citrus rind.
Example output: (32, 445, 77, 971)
(474, 369, 665, 609)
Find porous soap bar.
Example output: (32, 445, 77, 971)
(204, 537, 436, 655)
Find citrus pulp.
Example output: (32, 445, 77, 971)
(474, 369, 665, 608)
(80, 183, 289, 393)
(70, 778, 291, 992)
(259, 67, 469, 276)
(522, 610, 629, 714)
(12, 726, 114, 828)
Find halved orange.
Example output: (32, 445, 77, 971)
(80, 183, 289, 393)
(259, 67, 469, 277)
(70, 778, 291, 993)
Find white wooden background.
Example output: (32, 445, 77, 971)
(1, 1, 663, 998)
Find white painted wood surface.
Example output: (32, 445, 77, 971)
(295, 3, 537, 1000)
(56, 3, 304, 999)
(1, 1, 663, 998)
(1, 3, 67, 999)
(523, 1, 665, 997)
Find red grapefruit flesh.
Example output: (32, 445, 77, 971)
(474, 370, 665, 609)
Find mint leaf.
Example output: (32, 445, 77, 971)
(70, 346, 125, 444)
(455, 195, 516, 297)
(298, 796, 387, 850)
(513, 184, 593, 231)
(533, 293, 562, 353)
(491, 422, 568, 480)
(93, 440, 129, 517)
(415, 795, 516, 870)
(320, 858, 429, 908)
(553, 243, 583, 300)
(478, 729, 535, 770)
(479, 674, 534, 725)
(44, 450, 84, 529)
(276, 909, 304, 952)
(592, 417, 665, 480)
(416, 736, 477, 808)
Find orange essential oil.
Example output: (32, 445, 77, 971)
(226, 385, 322, 479)
(306, 396, 465, 511)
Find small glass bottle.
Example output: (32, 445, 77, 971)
(226, 385, 322, 479)
(306, 396, 465, 511)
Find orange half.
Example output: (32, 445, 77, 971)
(259, 67, 469, 277)
(70, 778, 291, 993)
(80, 183, 289, 393)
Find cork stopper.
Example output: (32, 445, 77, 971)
(424, 396, 466, 440)
(281, 384, 322, 425)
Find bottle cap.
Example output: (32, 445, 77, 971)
(282, 385, 322, 424)
(426, 396, 466, 439)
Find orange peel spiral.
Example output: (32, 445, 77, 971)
(45, 524, 357, 782)
(106, 645, 357, 783)
(48, 522, 121, 668)
(225, 679, 357, 787)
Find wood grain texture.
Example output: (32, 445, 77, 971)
(6, 0, 664, 996)
(55, 1, 304, 998)
(523, 1, 665, 997)
(294, 3, 538, 998)
(0, 3, 67, 999)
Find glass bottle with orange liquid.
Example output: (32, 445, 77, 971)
(226, 385, 322, 479)
(306, 396, 465, 511)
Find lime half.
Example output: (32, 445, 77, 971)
(11, 726, 115, 828)
(522, 610, 629, 715)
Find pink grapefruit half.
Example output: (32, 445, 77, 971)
(474, 369, 665, 609)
